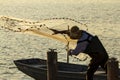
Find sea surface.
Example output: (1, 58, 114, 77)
(0, 2, 120, 80)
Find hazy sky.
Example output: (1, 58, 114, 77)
(0, 0, 120, 4)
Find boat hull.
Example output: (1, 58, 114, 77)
(14, 58, 106, 80)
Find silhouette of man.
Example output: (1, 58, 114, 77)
(49, 26, 108, 80)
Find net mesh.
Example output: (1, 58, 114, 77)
(0, 16, 89, 60)
(0, 16, 89, 46)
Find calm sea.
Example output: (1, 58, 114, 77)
(0, 2, 120, 80)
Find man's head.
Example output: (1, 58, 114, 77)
(70, 26, 81, 39)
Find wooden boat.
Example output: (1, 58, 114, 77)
(14, 58, 107, 80)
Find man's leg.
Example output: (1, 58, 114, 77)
(100, 57, 108, 73)
(86, 60, 99, 80)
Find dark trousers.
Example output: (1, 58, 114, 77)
(86, 53, 108, 80)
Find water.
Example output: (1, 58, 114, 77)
(0, 2, 120, 80)
(0, 2, 120, 23)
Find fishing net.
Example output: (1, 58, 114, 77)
(0, 16, 89, 61)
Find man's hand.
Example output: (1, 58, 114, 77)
(68, 49, 73, 56)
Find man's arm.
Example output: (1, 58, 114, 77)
(48, 28, 69, 35)
(69, 41, 89, 55)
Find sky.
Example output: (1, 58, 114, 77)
(0, 0, 120, 4)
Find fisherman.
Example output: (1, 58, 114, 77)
(49, 26, 109, 80)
